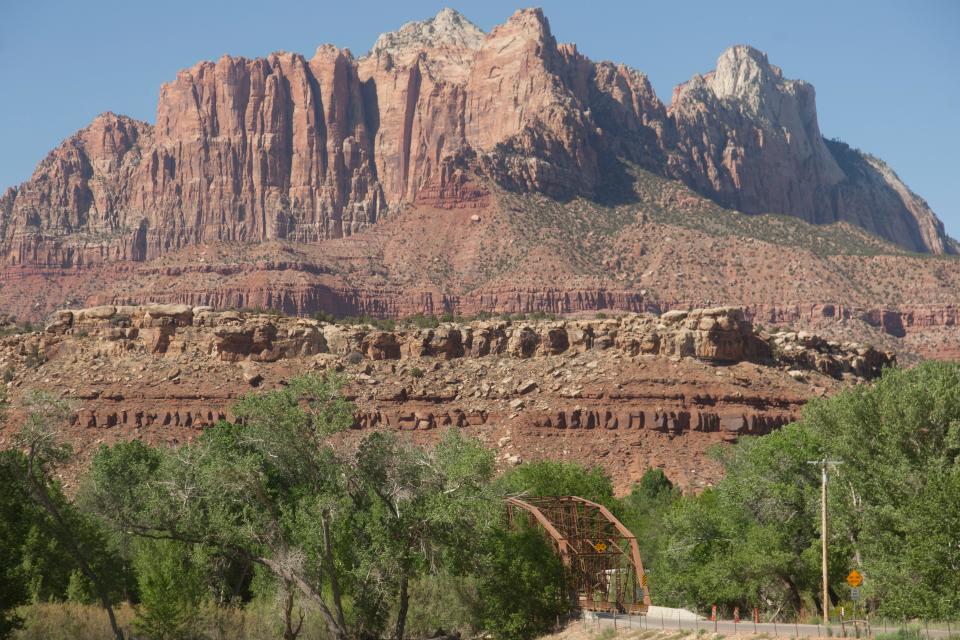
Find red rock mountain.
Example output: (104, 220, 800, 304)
(1, 7, 954, 270)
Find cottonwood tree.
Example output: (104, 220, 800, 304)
(351, 430, 496, 640)
(89, 373, 498, 640)
(0, 451, 32, 639)
(655, 426, 827, 615)
(806, 361, 960, 618)
(652, 362, 960, 620)
(90, 374, 354, 639)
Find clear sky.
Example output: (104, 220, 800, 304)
(2, 0, 958, 238)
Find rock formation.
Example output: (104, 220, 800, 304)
(0, 305, 892, 492)
(668, 46, 952, 254)
(1, 7, 954, 274)
(40, 304, 893, 379)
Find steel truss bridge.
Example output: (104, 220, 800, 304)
(505, 496, 651, 614)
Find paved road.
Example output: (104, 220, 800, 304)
(586, 611, 957, 639)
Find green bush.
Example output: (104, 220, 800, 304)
(476, 525, 567, 640)
(404, 572, 481, 638)
(404, 313, 440, 329)
(495, 460, 616, 505)
(65, 570, 97, 606)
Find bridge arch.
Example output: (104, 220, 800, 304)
(505, 496, 651, 614)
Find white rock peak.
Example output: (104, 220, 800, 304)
(369, 8, 485, 59)
(710, 45, 784, 100)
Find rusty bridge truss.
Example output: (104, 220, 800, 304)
(505, 496, 651, 614)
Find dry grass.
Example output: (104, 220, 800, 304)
(13, 600, 335, 640)
(14, 603, 136, 640)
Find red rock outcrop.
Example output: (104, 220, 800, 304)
(0, 305, 890, 492)
(42, 304, 893, 380)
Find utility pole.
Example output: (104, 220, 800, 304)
(807, 458, 842, 622)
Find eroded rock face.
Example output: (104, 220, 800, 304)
(1, 8, 953, 270)
(668, 46, 952, 255)
(43, 304, 892, 380)
(0, 303, 894, 493)
(669, 47, 843, 222)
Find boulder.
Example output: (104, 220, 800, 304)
(363, 331, 401, 360)
(144, 304, 193, 326)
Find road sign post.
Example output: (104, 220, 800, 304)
(847, 570, 863, 621)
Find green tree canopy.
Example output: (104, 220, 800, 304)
(654, 362, 960, 619)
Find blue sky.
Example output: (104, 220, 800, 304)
(2, 0, 958, 238)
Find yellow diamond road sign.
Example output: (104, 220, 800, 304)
(594, 542, 607, 553)
(846, 570, 863, 587)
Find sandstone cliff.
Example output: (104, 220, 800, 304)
(1, 8, 954, 270)
(668, 46, 953, 254)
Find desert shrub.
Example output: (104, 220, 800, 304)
(312, 310, 336, 323)
(238, 306, 282, 317)
(404, 313, 440, 329)
(526, 310, 557, 321)
(23, 353, 45, 370)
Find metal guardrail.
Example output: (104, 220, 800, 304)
(585, 610, 959, 638)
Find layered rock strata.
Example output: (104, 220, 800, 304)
(0, 305, 891, 492)
(42, 304, 892, 379)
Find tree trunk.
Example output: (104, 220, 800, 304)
(393, 573, 410, 640)
(322, 512, 348, 633)
(781, 574, 803, 616)
(282, 580, 304, 640)
(258, 556, 347, 640)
